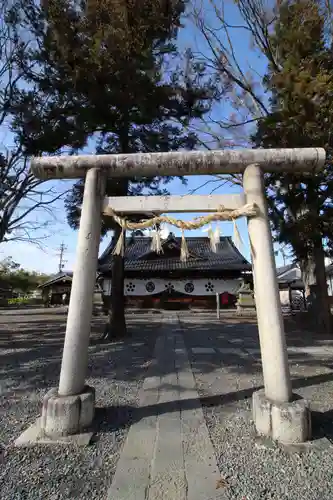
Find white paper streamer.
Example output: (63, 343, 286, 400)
(233, 221, 243, 251)
(150, 227, 163, 254)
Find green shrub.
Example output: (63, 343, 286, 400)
(7, 296, 43, 306)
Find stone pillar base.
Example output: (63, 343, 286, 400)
(41, 385, 95, 437)
(236, 307, 257, 317)
(252, 389, 311, 444)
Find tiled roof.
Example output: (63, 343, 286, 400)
(38, 272, 73, 288)
(98, 235, 251, 273)
(276, 264, 301, 282)
(276, 264, 294, 276)
(277, 262, 333, 281)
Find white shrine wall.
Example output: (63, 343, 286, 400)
(101, 277, 242, 296)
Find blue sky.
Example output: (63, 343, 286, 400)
(0, 1, 288, 274)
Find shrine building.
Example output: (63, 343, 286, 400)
(98, 232, 252, 309)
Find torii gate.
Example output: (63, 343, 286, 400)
(18, 148, 325, 446)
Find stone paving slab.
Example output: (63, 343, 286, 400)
(106, 336, 163, 500)
(192, 347, 215, 354)
(14, 417, 94, 447)
(106, 316, 225, 500)
(174, 333, 226, 500)
(217, 347, 244, 356)
(188, 342, 333, 363)
(287, 345, 333, 356)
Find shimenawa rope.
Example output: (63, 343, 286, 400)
(105, 203, 259, 261)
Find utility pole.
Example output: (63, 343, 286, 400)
(58, 242, 67, 273)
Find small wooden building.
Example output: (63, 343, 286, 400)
(39, 272, 103, 308)
(38, 272, 73, 305)
(276, 264, 306, 310)
(98, 233, 252, 309)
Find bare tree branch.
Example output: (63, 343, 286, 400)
(185, 0, 279, 194)
(0, 147, 69, 246)
(0, 0, 72, 247)
(188, 0, 281, 145)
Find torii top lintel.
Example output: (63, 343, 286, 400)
(31, 148, 326, 180)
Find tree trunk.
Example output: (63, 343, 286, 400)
(104, 121, 130, 340)
(300, 243, 331, 334)
(104, 177, 129, 340)
(105, 224, 128, 339)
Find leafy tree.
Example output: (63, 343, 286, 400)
(14, 0, 214, 337)
(64, 54, 213, 340)
(252, 0, 333, 332)
(0, 1, 66, 246)
(191, 0, 333, 332)
(0, 257, 50, 294)
(0, 257, 20, 274)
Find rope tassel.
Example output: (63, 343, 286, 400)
(112, 227, 125, 256)
(214, 224, 221, 242)
(208, 224, 221, 253)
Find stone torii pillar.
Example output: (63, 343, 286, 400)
(26, 167, 104, 443)
(243, 165, 292, 403)
(58, 168, 105, 396)
(44, 167, 105, 438)
(18, 147, 324, 445)
(243, 165, 306, 444)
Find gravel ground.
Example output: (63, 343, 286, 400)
(181, 316, 333, 500)
(0, 310, 159, 500)
(3, 309, 333, 500)
(204, 401, 333, 500)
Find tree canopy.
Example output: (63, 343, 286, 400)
(253, 0, 333, 259)
(251, 0, 333, 330)
(190, 0, 333, 331)
(0, 0, 67, 246)
(12, 0, 216, 337)
(11, 1, 215, 227)
(0, 257, 50, 293)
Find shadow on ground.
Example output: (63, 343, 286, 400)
(0, 312, 158, 397)
(2, 309, 333, 442)
(92, 371, 333, 443)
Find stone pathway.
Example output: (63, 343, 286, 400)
(107, 315, 226, 500)
(106, 315, 333, 500)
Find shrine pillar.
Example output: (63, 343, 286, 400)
(243, 164, 311, 444)
(42, 168, 105, 438)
